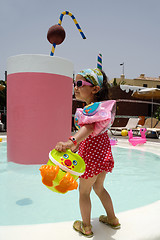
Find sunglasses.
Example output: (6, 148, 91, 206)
(73, 80, 93, 88)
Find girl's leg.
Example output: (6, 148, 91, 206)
(93, 171, 119, 224)
(79, 176, 97, 227)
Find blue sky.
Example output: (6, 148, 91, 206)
(0, 0, 160, 81)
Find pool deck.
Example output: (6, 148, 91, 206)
(0, 200, 160, 240)
(0, 133, 160, 240)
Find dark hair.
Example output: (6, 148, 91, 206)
(94, 70, 110, 102)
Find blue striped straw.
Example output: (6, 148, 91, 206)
(97, 53, 102, 70)
(50, 11, 86, 56)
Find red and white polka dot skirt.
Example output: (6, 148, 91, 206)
(78, 131, 114, 179)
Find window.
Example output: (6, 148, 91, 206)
(143, 84, 147, 87)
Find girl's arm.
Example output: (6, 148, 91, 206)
(71, 143, 80, 153)
(55, 123, 94, 152)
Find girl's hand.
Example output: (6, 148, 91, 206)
(55, 124, 94, 152)
(55, 140, 74, 152)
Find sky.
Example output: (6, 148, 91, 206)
(0, 0, 160, 81)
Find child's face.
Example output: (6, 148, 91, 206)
(74, 74, 95, 104)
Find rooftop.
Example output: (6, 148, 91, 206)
(134, 74, 160, 81)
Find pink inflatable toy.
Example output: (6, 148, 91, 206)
(128, 128, 146, 146)
(109, 138, 118, 146)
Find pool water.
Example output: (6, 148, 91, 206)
(0, 141, 160, 226)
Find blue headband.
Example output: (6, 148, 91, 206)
(78, 68, 103, 88)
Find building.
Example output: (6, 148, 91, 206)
(108, 74, 160, 128)
(110, 74, 160, 88)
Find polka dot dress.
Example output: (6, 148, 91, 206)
(78, 131, 114, 179)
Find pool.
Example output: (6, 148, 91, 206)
(0, 141, 160, 226)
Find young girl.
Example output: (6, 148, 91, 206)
(55, 68, 120, 237)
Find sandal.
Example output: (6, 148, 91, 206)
(99, 215, 121, 229)
(73, 220, 94, 238)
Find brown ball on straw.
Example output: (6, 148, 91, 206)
(47, 24, 66, 45)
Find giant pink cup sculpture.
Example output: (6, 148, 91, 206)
(7, 54, 73, 164)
